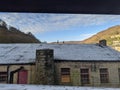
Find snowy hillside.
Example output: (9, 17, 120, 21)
(0, 84, 119, 90)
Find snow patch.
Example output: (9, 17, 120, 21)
(0, 84, 119, 90)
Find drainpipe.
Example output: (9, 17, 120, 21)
(7, 65, 10, 83)
(9, 66, 24, 84)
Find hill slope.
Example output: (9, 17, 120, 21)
(52, 25, 120, 46)
(0, 20, 40, 43)
(81, 25, 120, 45)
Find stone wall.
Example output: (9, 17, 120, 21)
(35, 49, 54, 85)
(0, 64, 35, 84)
(54, 61, 120, 87)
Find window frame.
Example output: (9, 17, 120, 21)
(99, 68, 109, 83)
(118, 68, 120, 83)
(0, 72, 7, 83)
(61, 68, 70, 83)
(80, 68, 90, 85)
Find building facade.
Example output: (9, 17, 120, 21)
(0, 40, 120, 87)
(54, 61, 120, 87)
(0, 64, 35, 84)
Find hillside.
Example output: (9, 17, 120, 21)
(52, 25, 120, 46)
(0, 19, 40, 43)
(81, 25, 120, 45)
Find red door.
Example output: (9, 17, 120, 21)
(18, 70, 28, 84)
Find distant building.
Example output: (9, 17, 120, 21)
(111, 35, 120, 38)
(113, 46, 120, 51)
(111, 41, 120, 51)
(0, 40, 120, 87)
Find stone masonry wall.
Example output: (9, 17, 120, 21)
(35, 49, 54, 85)
(0, 64, 35, 84)
(54, 61, 120, 87)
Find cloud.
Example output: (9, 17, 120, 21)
(0, 13, 120, 34)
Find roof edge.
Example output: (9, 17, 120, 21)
(54, 59, 120, 62)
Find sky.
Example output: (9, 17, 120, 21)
(0, 13, 120, 42)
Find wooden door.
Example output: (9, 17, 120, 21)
(18, 70, 28, 84)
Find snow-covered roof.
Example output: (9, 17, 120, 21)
(0, 43, 120, 64)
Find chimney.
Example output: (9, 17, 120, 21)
(99, 39, 107, 46)
(35, 49, 54, 84)
(57, 40, 59, 44)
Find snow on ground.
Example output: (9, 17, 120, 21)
(0, 84, 119, 90)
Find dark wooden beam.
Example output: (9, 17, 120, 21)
(0, 0, 120, 14)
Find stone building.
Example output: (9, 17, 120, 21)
(0, 40, 120, 87)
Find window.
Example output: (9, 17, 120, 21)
(61, 68, 70, 83)
(118, 68, 120, 83)
(100, 68, 109, 83)
(0, 72, 7, 82)
(80, 69, 89, 85)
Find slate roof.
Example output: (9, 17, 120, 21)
(0, 44, 120, 64)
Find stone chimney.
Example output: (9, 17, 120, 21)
(35, 49, 54, 85)
(99, 39, 107, 46)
